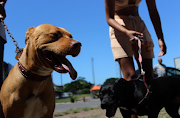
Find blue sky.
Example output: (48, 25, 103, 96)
(3, 0, 180, 86)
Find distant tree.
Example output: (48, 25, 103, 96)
(76, 77, 93, 89)
(63, 77, 93, 94)
(80, 88, 90, 94)
(103, 78, 118, 85)
(55, 88, 63, 92)
(77, 77, 86, 82)
(84, 82, 93, 89)
(63, 83, 74, 93)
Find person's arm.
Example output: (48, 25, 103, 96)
(153, 71, 158, 77)
(0, 0, 7, 20)
(163, 64, 167, 76)
(153, 65, 158, 76)
(104, 0, 142, 40)
(0, 0, 7, 6)
(146, 0, 167, 57)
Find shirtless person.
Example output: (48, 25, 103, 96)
(104, 0, 166, 118)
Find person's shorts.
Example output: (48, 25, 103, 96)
(109, 15, 154, 61)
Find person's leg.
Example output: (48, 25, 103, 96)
(117, 57, 138, 118)
(117, 57, 136, 81)
(142, 58, 153, 83)
(0, 37, 5, 90)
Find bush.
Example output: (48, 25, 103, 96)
(70, 97, 75, 103)
(70, 96, 78, 103)
(80, 89, 90, 94)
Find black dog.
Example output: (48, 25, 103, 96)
(100, 76, 180, 118)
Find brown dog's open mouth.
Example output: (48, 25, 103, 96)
(42, 50, 77, 80)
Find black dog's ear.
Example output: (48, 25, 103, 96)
(115, 78, 126, 84)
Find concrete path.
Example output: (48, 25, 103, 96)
(54, 97, 101, 113)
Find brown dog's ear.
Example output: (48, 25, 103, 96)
(25, 27, 36, 44)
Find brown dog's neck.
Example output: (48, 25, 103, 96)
(18, 61, 51, 81)
(18, 44, 53, 77)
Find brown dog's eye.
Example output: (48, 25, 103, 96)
(49, 31, 62, 40)
(53, 33, 62, 39)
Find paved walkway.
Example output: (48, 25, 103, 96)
(54, 97, 101, 113)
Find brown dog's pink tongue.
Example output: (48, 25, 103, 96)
(60, 57, 77, 80)
(62, 63, 77, 80)
(55, 57, 77, 80)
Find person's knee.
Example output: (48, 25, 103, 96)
(118, 57, 136, 81)
(130, 70, 136, 79)
(142, 58, 153, 79)
(125, 70, 136, 81)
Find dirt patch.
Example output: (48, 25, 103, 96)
(54, 109, 122, 118)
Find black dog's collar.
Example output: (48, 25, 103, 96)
(18, 61, 51, 81)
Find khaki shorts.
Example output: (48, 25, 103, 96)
(109, 15, 154, 61)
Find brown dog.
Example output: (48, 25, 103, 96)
(0, 24, 81, 118)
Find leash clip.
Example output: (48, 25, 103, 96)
(15, 48, 23, 60)
(141, 69, 145, 75)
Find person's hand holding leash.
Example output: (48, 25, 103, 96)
(125, 30, 143, 42)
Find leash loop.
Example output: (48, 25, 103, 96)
(129, 15, 151, 107)
(129, 15, 145, 75)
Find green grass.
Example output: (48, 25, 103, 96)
(54, 107, 179, 118)
(74, 94, 91, 98)
(53, 106, 100, 117)
(72, 114, 102, 118)
(55, 98, 71, 103)
(54, 94, 177, 118)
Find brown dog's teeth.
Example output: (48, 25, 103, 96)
(54, 65, 63, 70)
(46, 57, 52, 62)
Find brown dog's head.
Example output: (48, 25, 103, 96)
(24, 24, 81, 80)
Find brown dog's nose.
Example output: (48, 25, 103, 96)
(70, 40, 82, 57)
(71, 40, 82, 49)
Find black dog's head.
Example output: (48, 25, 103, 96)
(99, 78, 127, 117)
(99, 83, 117, 117)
